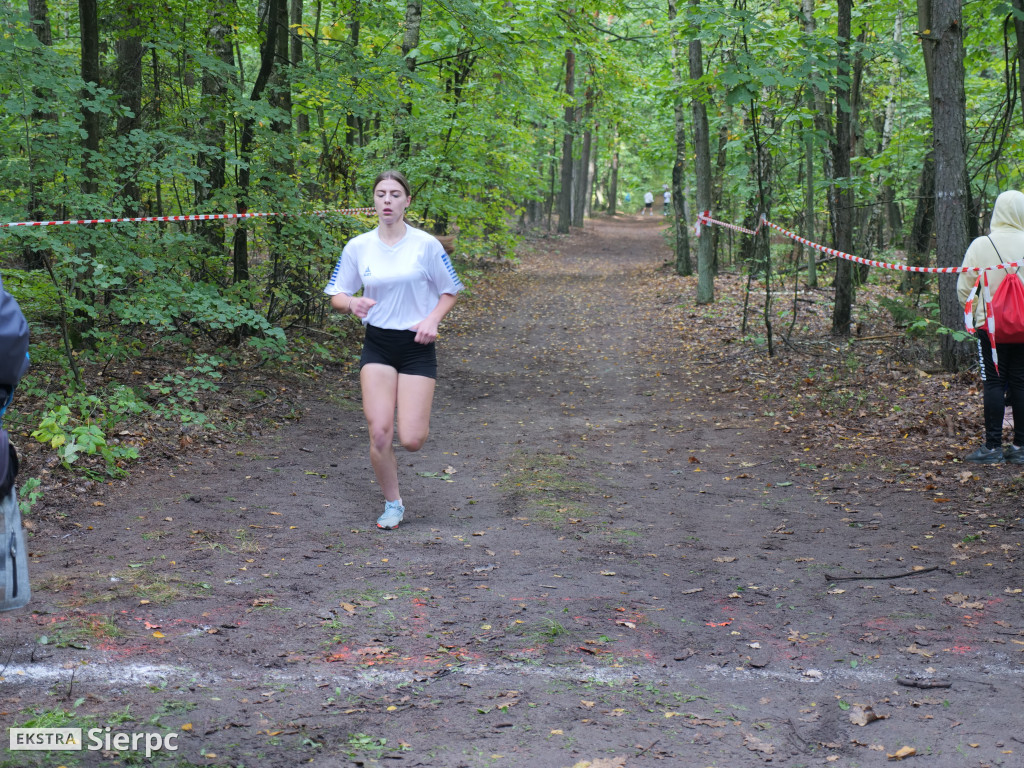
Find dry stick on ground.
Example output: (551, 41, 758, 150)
(823, 565, 940, 581)
(896, 678, 953, 689)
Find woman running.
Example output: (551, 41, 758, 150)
(325, 170, 464, 528)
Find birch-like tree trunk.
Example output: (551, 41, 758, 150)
(918, 0, 971, 370)
(557, 48, 576, 234)
(396, 0, 421, 162)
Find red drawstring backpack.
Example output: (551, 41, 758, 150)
(964, 236, 1024, 372)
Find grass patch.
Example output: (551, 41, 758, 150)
(500, 450, 600, 527)
(39, 613, 123, 648)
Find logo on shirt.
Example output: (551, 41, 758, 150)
(363, 267, 372, 277)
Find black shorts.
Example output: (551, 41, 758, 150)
(359, 324, 437, 379)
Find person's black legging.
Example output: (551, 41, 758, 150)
(976, 333, 1024, 448)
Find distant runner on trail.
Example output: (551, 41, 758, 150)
(643, 190, 654, 216)
(958, 189, 1024, 465)
(663, 189, 671, 216)
(325, 170, 464, 529)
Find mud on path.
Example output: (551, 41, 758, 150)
(2, 216, 1022, 768)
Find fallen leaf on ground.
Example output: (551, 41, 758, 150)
(714, 556, 736, 563)
(850, 705, 885, 726)
(905, 644, 935, 658)
(887, 746, 917, 760)
(744, 733, 775, 754)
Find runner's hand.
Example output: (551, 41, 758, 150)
(410, 318, 439, 345)
(350, 297, 376, 318)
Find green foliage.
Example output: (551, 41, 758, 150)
(31, 404, 139, 476)
(879, 296, 972, 344)
(0, 0, 1020, 475)
(147, 355, 223, 424)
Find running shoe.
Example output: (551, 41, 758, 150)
(1004, 444, 1024, 465)
(376, 500, 405, 530)
(964, 446, 1004, 464)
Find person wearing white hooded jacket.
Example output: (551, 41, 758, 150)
(957, 189, 1024, 464)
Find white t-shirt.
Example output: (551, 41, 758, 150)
(644, 192, 654, 204)
(664, 191, 671, 203)
(325, 225, 464, 330)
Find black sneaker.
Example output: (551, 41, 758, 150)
(1004, 445, 1024, 465)
(965, 446, 1004, 464)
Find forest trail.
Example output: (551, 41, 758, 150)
(2, 215, 1022, 768)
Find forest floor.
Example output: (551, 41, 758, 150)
(2, 214, 1022, 768)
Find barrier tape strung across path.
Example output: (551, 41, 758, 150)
(694, 210, 1024, 274)
(0, 207, 374, 229)
(693, 210, 1021, 369)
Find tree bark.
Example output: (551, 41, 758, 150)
(801, 0, 818, 287)
(668, 0, 692, 276)
(689, 0, 713, 303)
(830, 0, 855, 335)
(608, 128, 619, 216)
(114, 2, 143, 215)
(233, 0, 285, 286)
(196, 0, 234, 268)
(918, 0, 972, 370)
(573, 87, 594, 228)
(78, 0, 101, 203)
(903, 150, 935, 295)
(24, 0, 54, 269)
(395, 0, 421, 162)
(1013, 0, 1024, 125)
(291, 0, 309, 135)
(557, 48, 576, 234)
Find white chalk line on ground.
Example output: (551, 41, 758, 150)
(2, 656, 1021, 693)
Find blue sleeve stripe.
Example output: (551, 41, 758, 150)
(326, 254, 345, 292)
(440, 253, 463, 289)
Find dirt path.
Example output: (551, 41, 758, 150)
(3, 217, 1022, 767)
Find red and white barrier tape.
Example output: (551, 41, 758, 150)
(695, 209, 1024, 370)
(694, 210, 1024, 275)
(0, 207, 374, 228)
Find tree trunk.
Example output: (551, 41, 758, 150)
(233, 0, 284, 286)
(668, 0, 691, 276)
(830, 0, 855, 336)
(903, 151, 935, 295)
(24, 0, 54, 269)
(801, 0, 818, 287)
(881, 10, 904, 248)
(573, 87, 593, 228)
(608, 129, 619, 216)
(78, 0, 101, 203)
(689, 0, 713, 303)
(395, 0, 421, 162)
(557, 48, 576, 234)
(196, 0, 234, 270)
(114, 2, 143, 216)
(1013, 0, 1024, 124)
(291, 0, 309, 135)
(918, 0, 972, 370)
